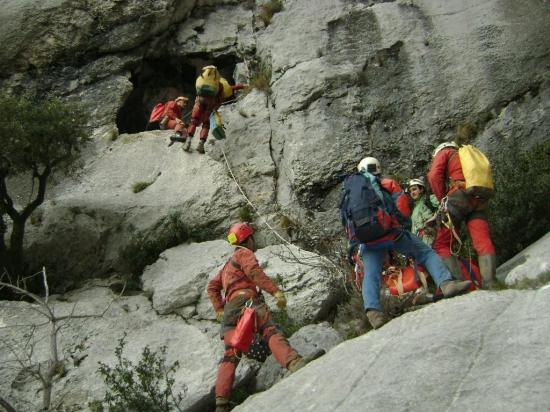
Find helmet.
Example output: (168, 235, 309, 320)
(357, 157, 381, 175)
(201, 65, 220, 80)
(227, 222, 255, 245)
(408, 178, 425, 189)
(432, 141, 458, 157)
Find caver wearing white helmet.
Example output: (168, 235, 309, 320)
(357, 156, 382, 176)
(432, 141, 458, 157)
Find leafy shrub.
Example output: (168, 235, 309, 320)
(97, 334, 185, 412)
(258, 0, 283, 26)
(489, 139, 550, 264)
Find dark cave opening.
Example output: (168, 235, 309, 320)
(116, 54, 239, 134)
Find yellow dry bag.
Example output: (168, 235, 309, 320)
(196, 65, 221, 97)
(458, 145, 494, 198)
(219, 77, 233, 99)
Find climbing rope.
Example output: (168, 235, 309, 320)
(220, 146, 347, 287)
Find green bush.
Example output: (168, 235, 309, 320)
(0, 96, 89, 276)
(489, 139, 550, 264)
(97, 334, 185, 412)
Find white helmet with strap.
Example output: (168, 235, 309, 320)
(408, 178, 425, 189)
(357, 157, 382, 175)
(432, 141, 458, 157)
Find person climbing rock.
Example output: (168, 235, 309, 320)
(427, 142, 496, 287)
(162, 96, 189, 144)
(185, 65, 247, 154)
(207, 222, 323, 412)
(408, 177, 440, 246)
(341, 157, 472, 330)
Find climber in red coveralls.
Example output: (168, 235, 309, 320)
(207, 222, 323, 412)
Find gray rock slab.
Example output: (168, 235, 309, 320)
(236, 289, 550, 411)
(255, 244, 340, 324)
(142, 240, 234, 315)
(143, 240, 339, 324)
(252, 322, 343, 392)
(497, 231, 550, 287)
(24, 132, 243, 282)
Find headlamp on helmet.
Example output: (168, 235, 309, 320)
(227, 222, 255, 245)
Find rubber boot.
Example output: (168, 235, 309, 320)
(197, 139, 206, 154)
(286, 349, 326, 373)
(215, 396, 230, 412)
(442, 256, 463, 280)
(182, 138, 192, 152)
(440, 279, 472, 298)
(478, 254, 496, 289)
(366, 309, 390, 329)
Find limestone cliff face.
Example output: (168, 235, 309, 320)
(1, 1, 550, 411)
(1, 0, 549, 279)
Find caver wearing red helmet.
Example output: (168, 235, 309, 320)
(207, 222, 323, 411)
(226, 222, 255, 246)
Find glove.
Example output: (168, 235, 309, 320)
(216, 311, 224, 322)
(274, 291, 287, 310)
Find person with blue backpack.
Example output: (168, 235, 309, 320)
(340, 157, 472, 329)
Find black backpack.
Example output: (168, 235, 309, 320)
(340, 173, 396, 243)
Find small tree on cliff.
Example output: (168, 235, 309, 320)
(0, 96, 89, 276)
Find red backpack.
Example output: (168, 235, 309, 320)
(149, 102, 166, 122)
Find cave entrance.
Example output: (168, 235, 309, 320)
(116, 54, 239, 134)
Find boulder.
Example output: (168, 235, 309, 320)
(142, 240, 340, 324)
(251, 322, 343, 392)
(497, 231, 550, 287)
(142, 240, 233, 315)
(236, 289, 550, 411)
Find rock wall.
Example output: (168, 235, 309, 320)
(236, 288, 550, 411)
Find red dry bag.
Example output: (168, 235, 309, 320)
(228, 306, 256, 352)
(383, 266, 429, 296)
(149, 102, 166, 122)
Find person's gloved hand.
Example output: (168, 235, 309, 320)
(216, 311, 224, 322)
(274, 291, 287, 309)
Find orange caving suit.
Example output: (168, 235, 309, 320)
(381, 177, 411, 218)
(163, 100, 185, 133)
(207, 247, 298, 400)
(427, 147, 495, 257)
(187, 84, 246, 142)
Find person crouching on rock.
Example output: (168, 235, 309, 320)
(207, 222, 318, 412)
(163, 96, 189, 141)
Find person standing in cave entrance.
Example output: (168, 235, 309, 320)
(185, 65, 247, 154)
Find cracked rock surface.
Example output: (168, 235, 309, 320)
(236, 289, 550, 411)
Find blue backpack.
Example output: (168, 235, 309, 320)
(340, 173, 396, 243)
